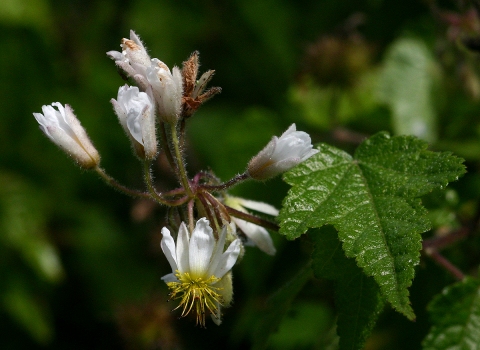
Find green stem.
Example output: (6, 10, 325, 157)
(200, 172, 249, 192)
(94, 167, 151, 199)
(159, 121, 177, 172)
(170, 123, 193, 197)
(188, 199, 195, 233)
(143, 161, 189, 206)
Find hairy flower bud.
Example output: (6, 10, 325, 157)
(107, 30, 151, 90)
(33, 103, 100, 169)
(247, 124, 318, 180)
(111, 85, 157, 160)
(146, 59, 183, 124)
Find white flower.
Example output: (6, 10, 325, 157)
(247, 123, 319, 180)
(33, 102, 100, 169)
(107, 30, 151, 90)
(108, 31, 183, 124)
(111, 85, 157, 160)
(224, 196, 278, 255)
(160, 218, 241, 326)
(146, 58, 183, 124)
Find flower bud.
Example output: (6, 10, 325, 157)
(247, 124, 319, 180)
(146, 59, 183, 124)
(33, 103, 100, 169)
(111, 85, 157, 160)
(107, 30, 151, 83)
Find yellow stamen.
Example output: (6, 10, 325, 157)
(167, 271, 224, 327)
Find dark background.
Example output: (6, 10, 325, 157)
(1, 0, 480, 348)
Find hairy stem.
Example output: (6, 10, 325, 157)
(94, 166, 151, 199)
(200, 172, 249, 192)
(143, 161, 189, 206)
(170, 123, 193, 197)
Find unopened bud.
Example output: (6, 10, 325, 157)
(247, 124, 318, 180)
(111, 85, 157, 160)
(107, 30, 151, 84)
(146, 59, 183, 124)
(33, 103, 100, 169)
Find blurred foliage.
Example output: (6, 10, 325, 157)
(3, 0, 480, 349)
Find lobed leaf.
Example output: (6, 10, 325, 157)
(423, 277, 480, 350)
(279, 132, 465, 319)
(312, 226, 384, 350)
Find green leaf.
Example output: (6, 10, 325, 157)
(377, 38, 439, 142)
(252, 264, 312, 350)
(423, 277, 480, 350)
(312, 226, 384, 350)
(279, 132, 465, 319)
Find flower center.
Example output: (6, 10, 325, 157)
(167, 271, 223, 327)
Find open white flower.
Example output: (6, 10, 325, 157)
(160, 218, 241, 326)
(33, 102, 100, 169)
(224, 196, 278, 255)
(111, 85, 157, 160)
(247, 123, 319, 180)
(146, 58, 183, 124)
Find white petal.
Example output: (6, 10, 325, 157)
(210, 302, 222, 326)
(280, 123, 296, 137)
(106, 50, 124, 61)
(206, 226, 227, 277)
(236, 198, 279, 216)
(210, 239, 241, 279)
(126, 105, 145, 144)
(176, 223, 190, 273)
(161, 273, 178, 283)
(234, 218, 276, 255)
(189, 218, 215, 278)
(160, 227, 178, 272)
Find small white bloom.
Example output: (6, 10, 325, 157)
(107, 30, 151, 89)
(33, 103, 100, 169)
(224, 196, 278, 255)
(111, 85, 157, 160)
(160, 218, 241, 326)
(247, 123, 319, 180)
(146, 58, 183, 124)
(108, 31, 184, 124)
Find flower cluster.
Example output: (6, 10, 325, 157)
(32, 30, 318, 326)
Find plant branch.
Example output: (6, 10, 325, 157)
(94, 166, 151, 199)
(199, 172, 249, 192)
(170, 123, 193, 197)
(423, 247, 465, 280)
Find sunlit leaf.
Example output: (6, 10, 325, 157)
(279, 132, 465, 318)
